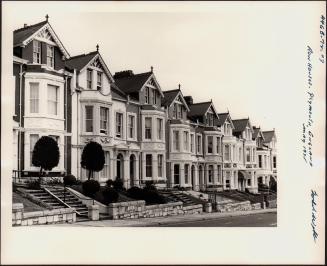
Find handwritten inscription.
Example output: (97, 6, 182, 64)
(302, 46, 314, 167)
(311, 190, 318, 243)
(319, 15, 325, 64)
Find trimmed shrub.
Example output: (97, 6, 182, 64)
(102, 187, 119, 205)
(81, 141, 105, 180)
(64, 174, 77, 187)
(82, 179, 100, 198)
(113, 177, 124, 191)
(106, 179, 114, 188)
(127, 186, 143, 199)
(144, 180, 157, 191)
(127, 186, 167, 205)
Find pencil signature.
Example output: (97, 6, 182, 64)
(311, 190, 318, 243)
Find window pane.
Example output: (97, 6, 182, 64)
(116, 113, 122, 137)
(145, 118, 152, 139)
(157, 118, 162, 140)
(47, 85, 58, 115)
(158, 155, 163, 177)
(100, 107, 108, 134)
(87, 69, 93, 89)
(30, 83, 39, 113)
(85, 106, 93, 132)
(208, 136, 213, 153)
(146, 154, 152, 177)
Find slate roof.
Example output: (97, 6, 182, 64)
(252, 127, 261, 139)
(14, 21, 47, 46)
(111, 83, 127, 101)
(114, 72, 152, 94)
(232, 119, 249, 134)
(162, 89, 180, 107)
(188, 101, 212, 118)
(65, 51, 98, 71)
(217, 112, 229, 126)
(262, 131, 275, 143)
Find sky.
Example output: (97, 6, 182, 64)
(3, 1, 325, 135)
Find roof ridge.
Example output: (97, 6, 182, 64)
(14, 20, 47, 33)
(190, 101, 211, 106)
(163, 89, 180, 93)
(66, 51, 97, 60)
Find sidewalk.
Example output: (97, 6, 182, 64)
(54, 208, 277, 227)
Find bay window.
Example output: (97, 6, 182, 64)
(145, 117, 152, 140)
(184, 131, 189, 151)
(207, 136, 213, 154)
(157, 118, 163, 140)
(158, 154, 163, 177)
(246, 148, 251, 162)
(100, 107, 109, 134)
(185, 164, 189, 184)
(190, 134, 194, 153)
(197, 135, 202, 154)
(146, 154, 152, 177)
(224, 144, 230, 160)
(116, 112, 123, 138)
(85, 106, 94, 132)
(173, 131, 180, 151)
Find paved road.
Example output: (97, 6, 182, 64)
(153, 212, 277, 227)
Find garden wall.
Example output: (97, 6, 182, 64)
(12, 203, 76, 226)
(108, 200, 203, 220)
(266, 199, 277, 208)
(214, 200, 253, 213)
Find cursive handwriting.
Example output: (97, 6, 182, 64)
(319, 15, 325, 64)
(311, 190, 318, 243)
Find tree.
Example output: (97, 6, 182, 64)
(81, 141, 105, 180)
(82, 179, 100, 204)
(32, 136, 60, 184)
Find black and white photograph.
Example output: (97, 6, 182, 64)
(1, 1, 325, 265)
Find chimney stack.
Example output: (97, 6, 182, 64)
(24, 23, 27, 28)
(184, 96, 193, 106)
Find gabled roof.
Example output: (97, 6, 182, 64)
(114, 72, 153, 94)
(14, 21, 47, 46)
(65, 51, 115, 83)
(188, 101, 218, 119)
(262, 130, 276, 143)
(65, 51, 98, 71)
(162, 89, 190, 111)
(13, 20, 70, 58)
(217, 112, 234, 128)
(114, 71, 164, 97)
(252, 126, 265, 140)
(232, 118, 253, 135)
(162, 89, 179, 106)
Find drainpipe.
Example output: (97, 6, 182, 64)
(64, 75, 68, 175)
(221, 135, 224, 188)
(18, 64, 25, 178)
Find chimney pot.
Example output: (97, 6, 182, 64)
(24, 23, 27, 28)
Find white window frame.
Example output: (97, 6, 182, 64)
(33, 40, 41, 64)
(158, 154, 163, 177)
(100, 107, 109, 135)
(97, 71, 102, 90)
(47, 84, 59, 115)
(224, 144, 230, 160)
(157, 118, 163, 140)
(145, 154, 152, 178)
(85, 105, 94, 133)
(47, 45, 54, 68)
(29, 83, 39, 114)
(173, 130, 180, 151)
(116, 112, 123, 138)
(183, 131, 189, 151)
(190, 133, 195, 153)
(207, 135, 213, 154)
(145, 87, 150, 104)
(196, 134, 202, 154)
(184, 164, 189, 184)
(87, 69, 93, 89)
(144, 117, 152, 140)
(127, 114, 136, 140)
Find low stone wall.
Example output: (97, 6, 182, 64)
(215, 200, 253, 213)
(108, 200, 202, 220)
(266, 199, 277, 208)
(12, 203, 76, 226)
(251, 203, 261, 210)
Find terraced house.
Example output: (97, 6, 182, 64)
(12, 17, 277, 193)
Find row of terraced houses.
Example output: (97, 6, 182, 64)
(12, 17, 277, 193)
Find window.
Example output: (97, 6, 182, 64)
(116, 113, 123, 138)
(30, 134, 39, 166)
(252, 148, 255, 162)
(225, 123, 231, 135)
(208, 165, 213, 183)
(47, 45, 54, 68)
(174, 164, 180, 184)
(146, 154, 152, 177)
(128, 115, 135, 139)
(239, 147, 242, 162)
(173, 131, 180, 151)
(97, 72, 102, 90)
(145, 87, 150, 104)
(190, 134, 194, 153)
(173, 104, 177, 119)
(247, 179, 251, 186)
(153, 90, 157, 104)
(177, 105, 182, 119)
(197, 135, 202, 153)
(100, 107, 109, 134)
(158, 155, 163, 177)
(145, 118, 152, 140)
(217, 165, 221, 183)
(33, 41, 41, 64)
(216, 137, 221, 154)
(47, 85, 58, 115)
(264, 155, 267, 168)
(258, 155, 262, 168)
(207, 136, 213, 154)
(246, 148, 251, 162)
(207, 113, 214, 126)
(184, 131, 189, 151)
(87, 69, 92, 89)
(185, 164, 189, 184)
(85, 106, 93, 132)
(273, 156, 277, 168)
(224, 145, 230, 160)
(30, 83, 39, 113)
(157, 118, 163, 140)
(101, 152, 110, 179)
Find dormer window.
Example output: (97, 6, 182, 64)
(207, 113, 214, 126)
(145, 87, 150, 104)
(177, 105, 182, 119)
(173, 104, 177, 119)
(46, 45, 54, 68)
(153, 90, 157, 104)
(87, 69, 92, 89)
(97, 72, 102, 90)
(33, 40, 41, 64)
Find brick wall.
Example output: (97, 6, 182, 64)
(12, 203, 76, 226)
(108, 200, 203, 220)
